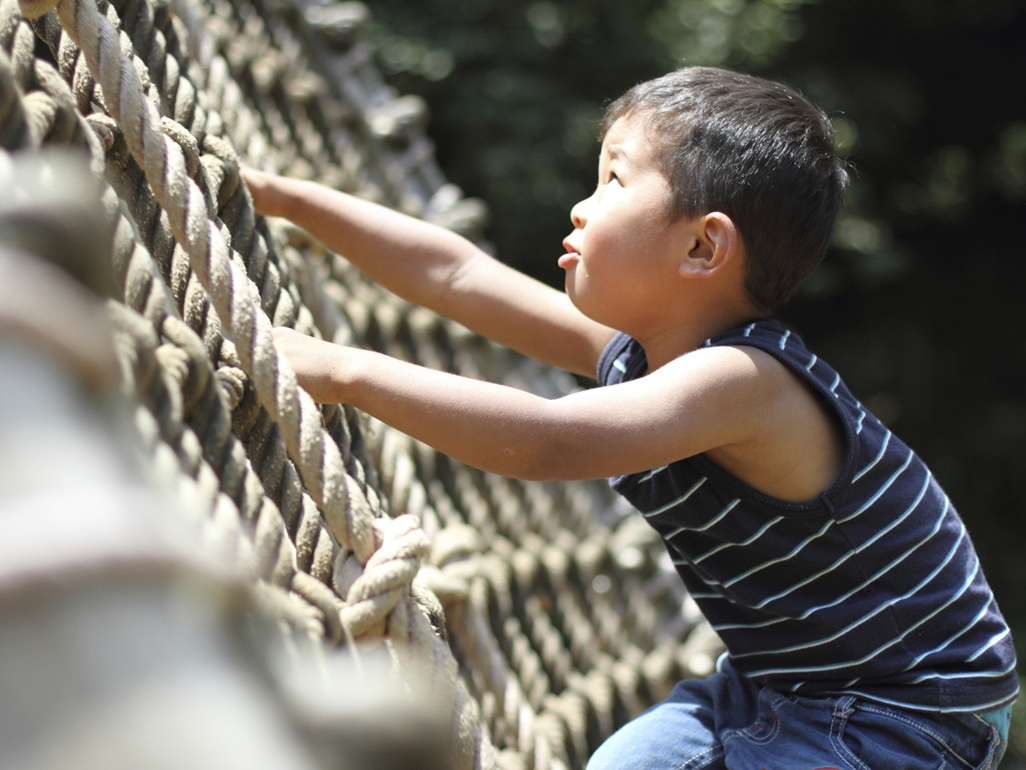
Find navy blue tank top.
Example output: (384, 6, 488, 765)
(598, 320, 1017, 713)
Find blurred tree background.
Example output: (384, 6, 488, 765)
(364, 0, 1026, 757)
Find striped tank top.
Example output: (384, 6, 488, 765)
(597, 320, 1018, 713)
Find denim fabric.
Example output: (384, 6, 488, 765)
(586, 660, 1008, 770)
(980, 705, 1012, 742)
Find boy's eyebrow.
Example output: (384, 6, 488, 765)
(606, 146, 629, 163)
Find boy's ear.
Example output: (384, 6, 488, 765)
(678, 212, 739, 278)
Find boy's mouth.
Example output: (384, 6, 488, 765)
(559, 240, 580, 269)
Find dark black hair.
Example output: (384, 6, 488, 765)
(603, 66, 848, 314)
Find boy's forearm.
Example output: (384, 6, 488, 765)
(331, 346, 567, 480)
(272, 328, 591, 479)
(244, 169, 479, 311)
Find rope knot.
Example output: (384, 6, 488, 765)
(415, 524, 484, 608)
(336, 514, 429, 640)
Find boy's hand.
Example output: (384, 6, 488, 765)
(240, 167, 284, 218)
(272, 327, 348, 404)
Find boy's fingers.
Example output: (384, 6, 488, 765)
(239, 168, 274, 215)
(271, 328, 342, 403)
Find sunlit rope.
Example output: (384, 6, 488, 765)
(0, 0, 725, 764)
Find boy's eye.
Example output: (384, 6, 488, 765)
(606, 172, 620, 185)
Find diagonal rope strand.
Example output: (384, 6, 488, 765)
(11, 1, 497, 764)
(20, 0, 377, 564)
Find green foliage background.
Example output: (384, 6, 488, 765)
(365, 0, 1026, 756)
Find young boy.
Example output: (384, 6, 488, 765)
(243, 67, 1016, 768)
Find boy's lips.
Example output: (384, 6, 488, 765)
(558, 252, 579, 269)
(559, 240, 580, 269)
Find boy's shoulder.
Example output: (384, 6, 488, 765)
(604, 322, 848, 504)
(698, 322, 848, 503)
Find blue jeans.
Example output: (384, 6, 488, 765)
(587, 660, 1009, 770)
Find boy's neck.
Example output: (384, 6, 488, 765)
(633, 305, 766, 373)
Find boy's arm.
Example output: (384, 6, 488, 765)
(273, 327, 777, 482)
(244, 169, 615, 378)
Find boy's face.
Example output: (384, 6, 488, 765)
(560, 114, 692, 333)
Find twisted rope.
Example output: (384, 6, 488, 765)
(77, 0, 391, 547)
(12, 0, 497, 764)
(22, 0, 380, 568)
(0, 0, 729, 764)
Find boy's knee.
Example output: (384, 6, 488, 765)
(584, 743, 632, 770)
(585, 730, 644, 770)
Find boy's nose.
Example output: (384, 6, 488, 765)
(570, 195, 589, 229)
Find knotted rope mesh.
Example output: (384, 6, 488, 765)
(0, 0, 723, 766)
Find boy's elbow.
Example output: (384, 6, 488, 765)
(494, 446, 556, 481)
(470, 399, 606, 482)
(488, 434, 594, 482)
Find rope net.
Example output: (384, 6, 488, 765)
(0, 0, 723, 766)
